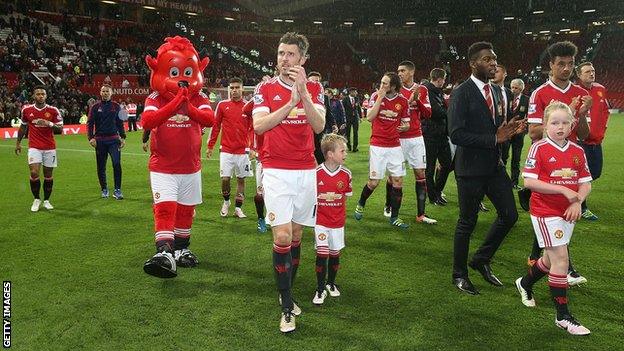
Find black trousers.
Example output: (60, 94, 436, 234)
(345, 119, 359, 150)
(501, 133, 525, 185)
(424, 135, 453, 202)
(453, 167, 518, 278)
(96, 139, 122, 190)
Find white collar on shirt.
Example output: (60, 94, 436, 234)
(470, 75, 492, 99)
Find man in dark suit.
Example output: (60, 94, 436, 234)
(503, 78, 529, 188)
(308, 71, 336, 164)
(342, 87, 362, 151)
(423, 68, 452, 206)
(447, 42, 526, 295)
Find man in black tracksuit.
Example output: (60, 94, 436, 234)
(88, 84, 126, 199)
(423, 68, 452, 205)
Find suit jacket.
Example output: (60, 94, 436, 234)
(448, 77, 505, 177)
(342, 96, 362, 123)
(323, 94, 336, 133)
(502, 86, 513, 121)
(509, 93, 529, 120)
(423, 82, 448, 137)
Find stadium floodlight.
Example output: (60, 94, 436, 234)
(344, 21, 354, 25)
(525, 31, 533, 35)
(532, 10, 545, 14)
(560, 28, 571, 32)
(313, 21, 323, 24)
(374, 22, 384, 26)
(503, 16, 515, 20)
(583, 9, 596, 13)
(185, 12, 198, 16)
(273, 18, 283, 22)
(224, 17, 235, 21)
(619, 20, 624, 24)
(438, 20, 449, 24)
(471, 18, 482, 22)
(101, 0, 116, 4)
(569, 30, 580, 34)
(142, 6, 156, 10)
(540, 30, 550, 33)
(405, 21, 416, 25)
(285, 19, 294, 23)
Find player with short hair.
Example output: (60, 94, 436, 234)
(207, 77, 253, 218)
(526, 41, 592, 286)
(515, 101, 592, 335)
(574, 61, 610, 221)
(15, 85, 63, 212)
(313, 133, 352, 305)
(354, 72, 410, 229)
(383, 60, 436, 224)
(88, 84, 126, 199)
(252, 32, 326, 333)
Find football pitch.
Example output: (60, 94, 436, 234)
(1, 116, 623, 350)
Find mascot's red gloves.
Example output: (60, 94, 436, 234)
(141, 88, 187, 130)
(186, 96, 214, 127)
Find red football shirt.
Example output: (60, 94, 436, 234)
(528, 80, 590, 142)
(399, 84, 432, 138)
(20, 104, 63, 150)
(252, 77, 325, 170)
(368, 92, 410, 147)
(523, 138, 592, 217)
(575, 83, 610, 145)
(143, 91, 212, 174)
(316, 164, 353, 228)
(208, 99, 250, 154)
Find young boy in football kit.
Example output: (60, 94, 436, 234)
(313, 133, 352, 305)
(515, 101, 592, 335)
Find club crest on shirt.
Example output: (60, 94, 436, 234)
(395, 103, 402, 111)
(597, 91, 603, 97)
(318, 233, 327, 241)
(168, 114, 190, 123)
(554, 229, 564, 239)
(336, 180, 345, 190)
(45, 112, 51, 118)
(572, 155, 580, 166)
(268, 212, 276, 222)
(551, 168, 577, 179)
(154, 192, 161, 200)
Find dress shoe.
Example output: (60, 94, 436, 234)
(430, 198, 446, 206)
(469, 262, 503, 287)
(453, 277, 479, 295)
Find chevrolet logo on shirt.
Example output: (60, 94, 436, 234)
(168, 114, 190, 123)
(551, 168, 577, 179)
(318, 192, 343, 202)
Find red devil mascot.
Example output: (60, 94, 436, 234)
(142, 36, 214, 278)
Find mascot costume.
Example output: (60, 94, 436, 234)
(142, 36, 214, 278)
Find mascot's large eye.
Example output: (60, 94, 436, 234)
(169, 67, 180, 77)
(183, 67, 193, 77)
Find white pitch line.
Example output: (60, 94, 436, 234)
(0, 144, 218, 160)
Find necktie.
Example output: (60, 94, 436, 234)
(483, 84, 494, 119)
(512, 96, 519, 111)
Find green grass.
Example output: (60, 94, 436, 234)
(1, 115, 623, 350)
